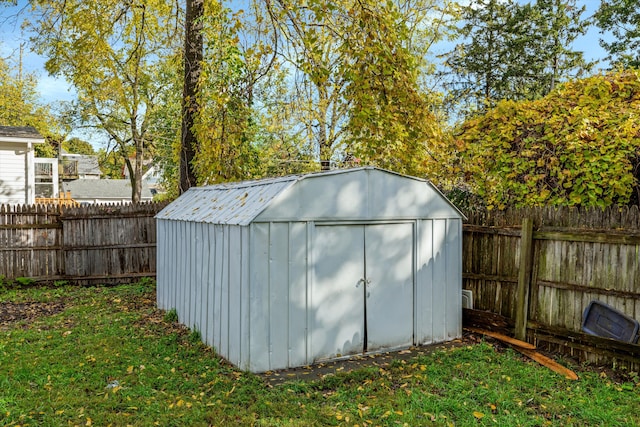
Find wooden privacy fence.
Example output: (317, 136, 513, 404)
(0, 202, 168, 285)
(463, 206, 640, 370)
(2, 200, 639, 369)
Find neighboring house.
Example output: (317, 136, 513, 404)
(142, 164, 164, 196)
(59, 149, 102, 180)
(0, 126, 46, 205)
(123, 159, 164, 195)
(62, 178, 153, 204)
(34, 157, 59, 198)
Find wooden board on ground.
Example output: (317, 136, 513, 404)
(465, 326, 536, 349)
(513, 346, 579, 380)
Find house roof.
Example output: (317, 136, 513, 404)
(62, 179, 153, 200)
(157, 167, 465, 225)
(0, 126, 45, 143)
(59, 151, 102, 176)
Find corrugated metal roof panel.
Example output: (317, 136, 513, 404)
(156, 175, 299, 225)
(156, 167, 466, 225)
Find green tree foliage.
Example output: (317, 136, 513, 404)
(594, 0, 640, 68)
(341, 0, 449, 177)
(27, 0, 182, 202)
(262, 0, 453, 174)
(97, 147, 127, 179)
(62, 137, 95, 155)
(150, 1, 310, 196)
(191, 1, 259, 185)
(0, 56, 60, 156)
(444, 0, 591, 113)
(456, 70, 640, 209)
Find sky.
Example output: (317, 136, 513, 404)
(0, 1, 614, 117)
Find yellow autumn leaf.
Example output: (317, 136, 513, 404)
(473, 411, 485, 419)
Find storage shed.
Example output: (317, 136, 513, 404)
(156, 167, 464, 373)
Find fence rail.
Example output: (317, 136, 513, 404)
(0, 202, 168, 285)
(463, 205, 640, 370)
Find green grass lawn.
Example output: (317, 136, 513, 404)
(0, 280, 638, 426)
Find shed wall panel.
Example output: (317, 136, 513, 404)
(220, 226, 230, 358)
(416, 219, 434, 344)
(156, 222, 167, 310)
(205, 225, 216, 348)
(191, 222, 200, 331)
(169, 222, 178, 312)
(178, 221, 188, 324)
(239, 227, 251, 369)
(213, 225, 223, 352)
(198, 223, 211, 346)
(431, 219, 448, 342)
(269, 223, 290, 369)
(288, 222, 309, 367)
(249, 222, 271, 372)
(228, 226, 243, 367)
(445, 220, 463, 339)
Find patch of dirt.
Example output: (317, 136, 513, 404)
(260, 335, 475, 386)
(0, 301, 66, 329)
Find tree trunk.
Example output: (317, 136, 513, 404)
(179, 0, 204, 194)
(133, 137, 143, 203)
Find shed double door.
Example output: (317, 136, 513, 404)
(311, 223, 414, 362)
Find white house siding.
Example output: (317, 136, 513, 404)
(0, 142, 30, 204)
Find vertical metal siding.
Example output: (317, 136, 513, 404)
(249, 222, 270, 372)
(156, 221, 166, 309)
(269, 223, 290, 369)
(198, 222, 210, 345)
(288, 222, 308, 368)
(228, 226, 243, 367)
(445, 219, 463, 340)
(219, 226, 230, 358)
(431, 219, 448, 342)
(416, 219, 434, 344)
(205, 225, 216, 349)
(239, 226, 251, 370)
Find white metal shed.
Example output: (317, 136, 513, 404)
(156, 167, 464, 373)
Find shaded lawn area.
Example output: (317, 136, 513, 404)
(0, 280, 639, 426)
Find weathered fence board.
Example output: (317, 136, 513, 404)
(0, 204, 63, 280)
(464, 205, 640, 370)
(0, 202, 167, 285)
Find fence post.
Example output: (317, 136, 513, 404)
(515, 217, 534, 341)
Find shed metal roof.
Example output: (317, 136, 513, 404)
(156, 175, 299, 225)
(157, 167, 465, 225)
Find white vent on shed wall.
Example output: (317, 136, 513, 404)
(462, 290, 473, 310)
